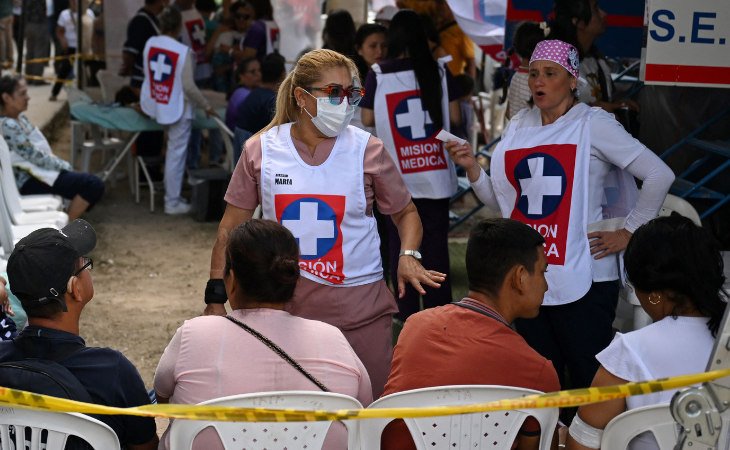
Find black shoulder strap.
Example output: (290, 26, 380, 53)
(224, 315, 331, 392)
(13, 336, 86, 362)
(438, 20, 458, 33)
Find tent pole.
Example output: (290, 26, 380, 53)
(77, 1, 83, 88)
(16, 0, 27, 74)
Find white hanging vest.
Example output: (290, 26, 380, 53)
(372, 59, 458, 199)
(260, 123, 383, 287)
(179, 8, 212, 80)
(238, 20, 280, 56)
(491, 108, 600, 306)
(141, 35, 188, 125)
(264, 20, 280, 55)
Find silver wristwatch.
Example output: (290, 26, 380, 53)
(399, 250, 422, 261)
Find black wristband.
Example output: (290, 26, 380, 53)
(204, 279, 227, 304)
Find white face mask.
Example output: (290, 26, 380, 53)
(302, 90, 355, 137)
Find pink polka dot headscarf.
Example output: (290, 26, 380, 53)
(529, 40, 587, 86)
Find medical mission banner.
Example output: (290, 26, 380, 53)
(642, 0, 730, 88)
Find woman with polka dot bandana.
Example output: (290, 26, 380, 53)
(446, 39, 675, 399)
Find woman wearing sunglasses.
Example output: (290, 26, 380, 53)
(360, 9, 463, 323)
(206, 1, 254, 91)
(205, 49, 443, 399)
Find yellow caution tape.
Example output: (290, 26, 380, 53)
(24, 53, 117, 64)
(0, 368, 727, 422)
(21, 73, 75, 84)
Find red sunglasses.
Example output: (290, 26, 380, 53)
(306, 85, 364, 106)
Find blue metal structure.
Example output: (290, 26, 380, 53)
(659, 106, 730, 220)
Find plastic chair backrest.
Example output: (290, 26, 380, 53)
(168, 391, 363, 450)
(0, 135, 25, 210)
(96, 70, 127, 104)
(360, 385, 559, 450)
(65, 86, 93, 107)
(0, 133, 68, 228)
(658, 194, 702, 226)
(0, 166, 17, 254)
(0, 409, 119, 450)
(601, 404, 681, 450)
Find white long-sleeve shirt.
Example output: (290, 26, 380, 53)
(472, 105, 675, 281)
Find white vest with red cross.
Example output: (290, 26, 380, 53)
(140, 35, 187, 125)
(372, 59, 458, 199)
(238, 19, 280, 56)
(490, 107, 600, 306)
(179, 8, 212, 80)
(260, 123, 383, 287)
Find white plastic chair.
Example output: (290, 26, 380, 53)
(0, 178, 59, 255)
(658, 194, 702, 226)
(0, 408, 119, 450)
(96, 70, 128, 104)
(360, 385, 558, 450)
(67, 82, 131, 191)
(601, 404, 679, 450)
(0, 158, 67, 228)
(0, 137, 62, 212)
(169, 391, 363, 450)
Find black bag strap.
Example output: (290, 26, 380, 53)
(438, 20, 458, 33)
(13, 336, 86, 362)
(223, 315, 331, 392)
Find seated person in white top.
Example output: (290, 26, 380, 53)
(154, 219, 372, 450)
(567, 216, 727, 450)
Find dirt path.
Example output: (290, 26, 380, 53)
(50, 123, 219, 388)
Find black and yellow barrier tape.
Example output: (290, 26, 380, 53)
(0, 368, 728, 422)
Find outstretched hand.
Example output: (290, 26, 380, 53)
(397, 255, 446, 299)
(587, 228, 632, 259)
(445, 141, 482, 182)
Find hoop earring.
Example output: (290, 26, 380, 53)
(649, 293, 661, 305)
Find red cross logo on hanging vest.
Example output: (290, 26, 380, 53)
(185, 19, 207, 50)
(148, 47, 178, 104)
(269, 27, 280, 51)
(275, 194, 346, 284)
(386, 90, 449, 174)
(504, 144, 577, 265)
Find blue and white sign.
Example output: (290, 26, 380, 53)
(641, 0, 730, 87)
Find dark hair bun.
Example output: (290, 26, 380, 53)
(269, 256, 300, 286)
(226, 220, 300, 305)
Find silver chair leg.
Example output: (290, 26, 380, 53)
(135, 157, 141, 204)
(137, 156, 156, 213)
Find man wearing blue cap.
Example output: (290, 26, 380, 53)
(0, 220, 159, 450)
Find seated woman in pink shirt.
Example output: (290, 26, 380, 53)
(153, 219, 373, 450)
